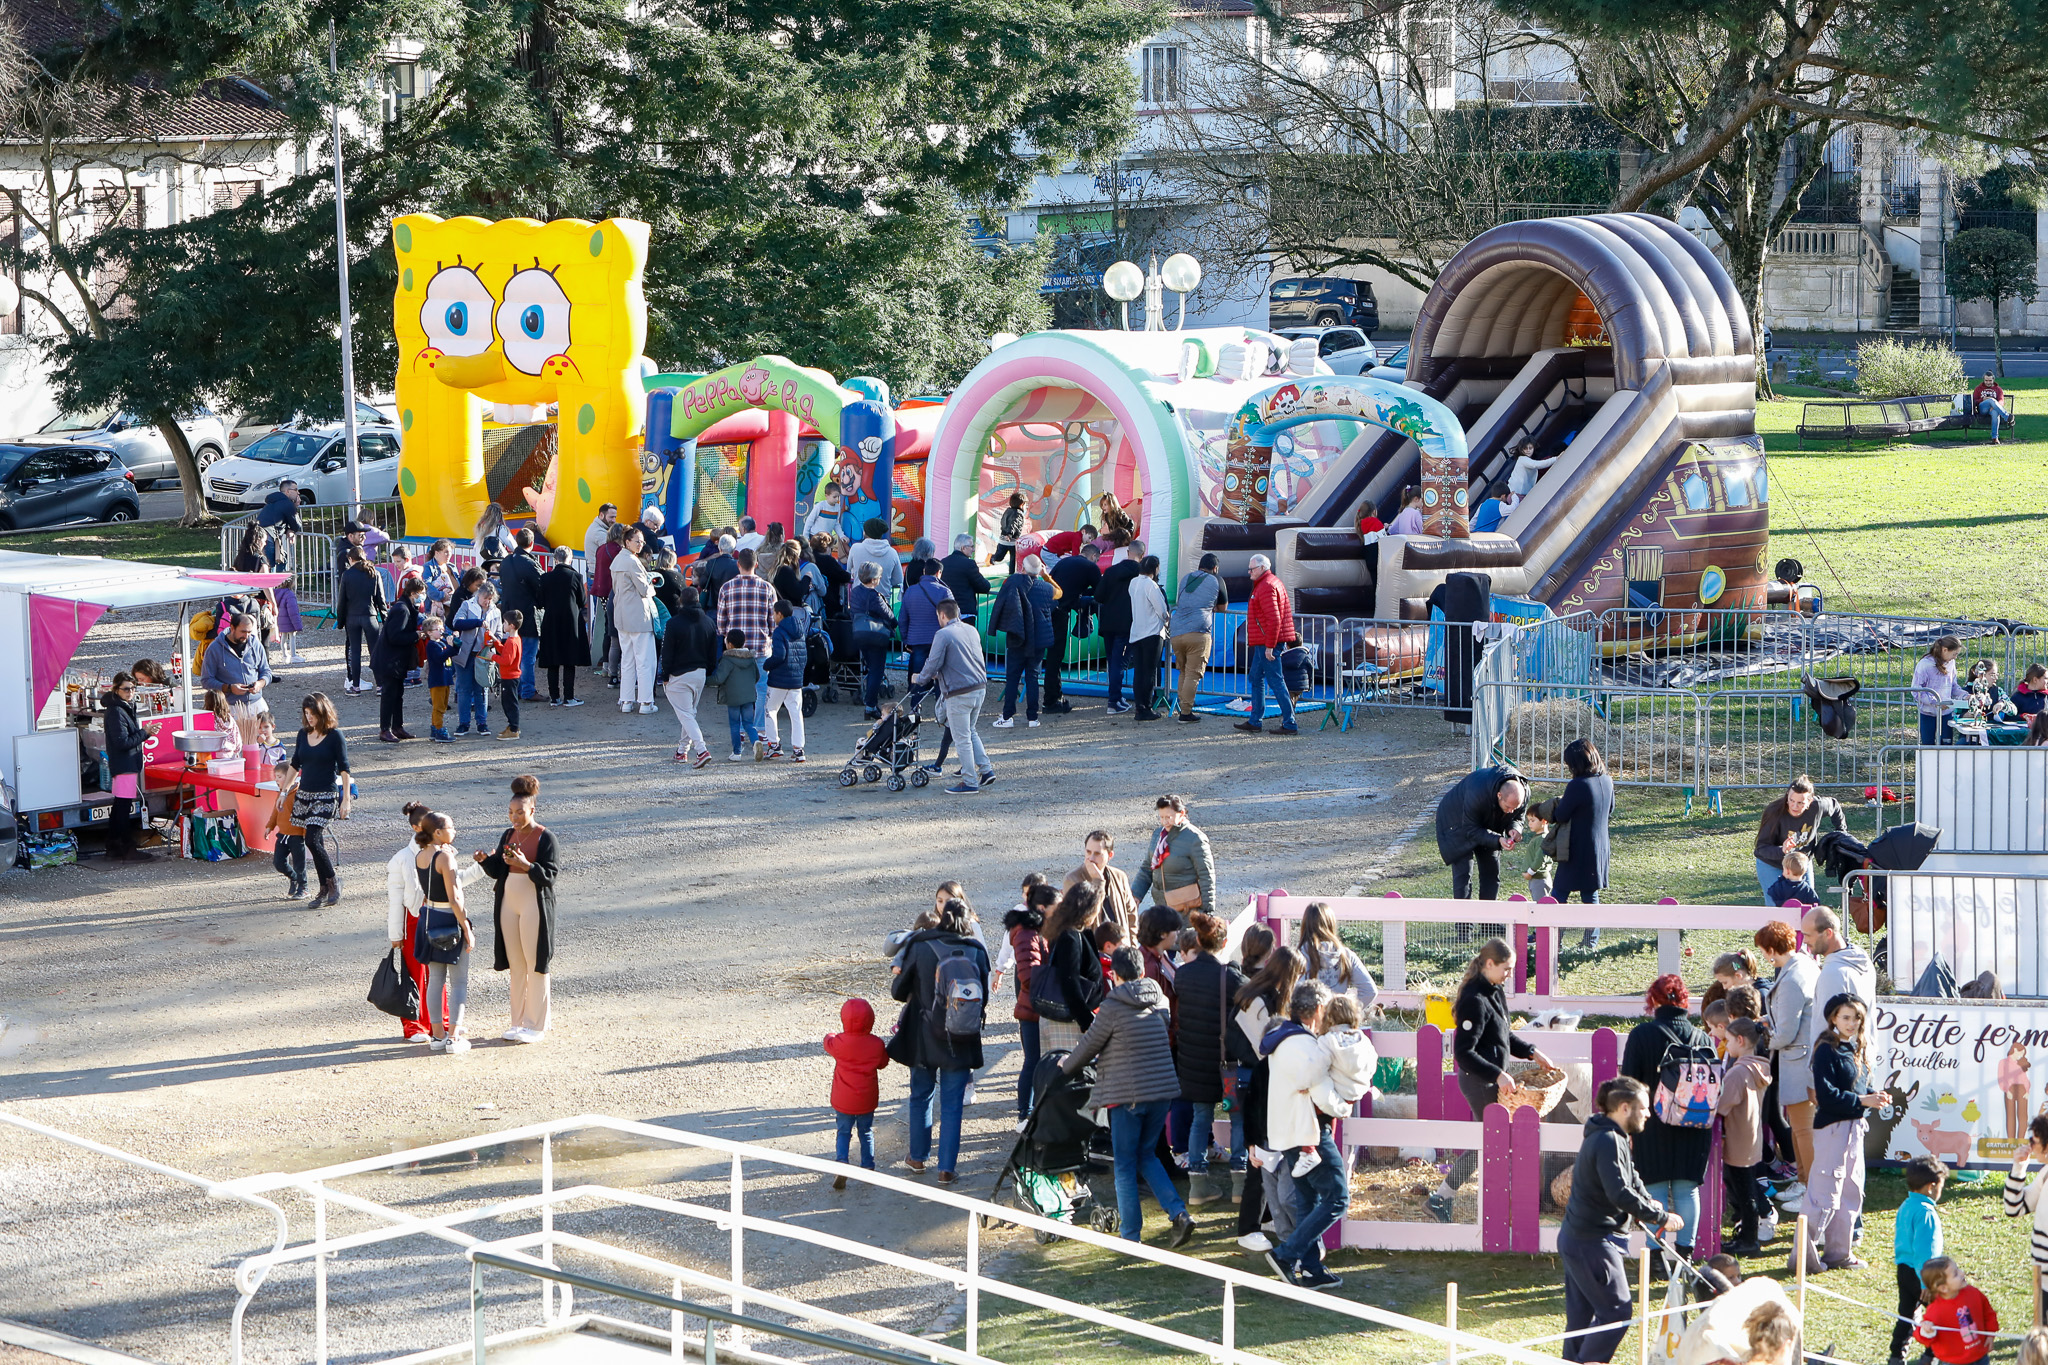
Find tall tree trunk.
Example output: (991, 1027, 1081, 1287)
(154, 417, 208, 526)
(1993, 297, 2005, 378)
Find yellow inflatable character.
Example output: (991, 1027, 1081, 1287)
(390, 214, 649, 552)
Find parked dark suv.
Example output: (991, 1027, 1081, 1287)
(1269, 277, 1379, 333)
(0, 443, 141, 530)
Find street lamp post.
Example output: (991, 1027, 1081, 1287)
(329, 21, 361, 518)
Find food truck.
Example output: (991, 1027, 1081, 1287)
(0, 549, 287, 869)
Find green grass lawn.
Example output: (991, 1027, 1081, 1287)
(964, 1170, 2024, 1365)
(0, 520, 223, 569)
(1760, 378, 2048, 624)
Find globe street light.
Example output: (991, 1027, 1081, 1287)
(1103, 260, 1144, 331)
(1161, 253, 1202, 331)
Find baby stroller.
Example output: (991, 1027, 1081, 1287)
(805, 619, 837, 708)
(821, 617, 888, 703)
(838, 681, 936, 792)
(984, 1051, 1116, 1242)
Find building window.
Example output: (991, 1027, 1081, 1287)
(212, 181, 261, 212)
(1141, 45, 1182, 103)
(383, 61, 419, 122)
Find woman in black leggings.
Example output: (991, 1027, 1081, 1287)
(373, 579, 424, 742)
(291, 694, 352, 907)
(1427, 937, 1555, 1222)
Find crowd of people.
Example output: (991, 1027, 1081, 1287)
(817, 794, 1409, 1290)
(210, 494, 1338, 769)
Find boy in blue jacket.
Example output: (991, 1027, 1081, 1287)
(1892, 1156, 1946, 1365)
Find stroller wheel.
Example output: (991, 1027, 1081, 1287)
(802, 688, 819, 718)
(837, 767, 859, 787)
(886, 774, 907, 792)
(1089, 1204, 1118, 1235)
(863, 763, 883, 784)
(909, 768, 930, 788)
(1033, 1227, 1058, 1245)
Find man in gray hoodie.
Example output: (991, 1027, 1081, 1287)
(1167, 552, 1227, 722)
(846, 517, 902, 596)
(914, 600, 991, 794)
(1802, 906, 1874, 1056)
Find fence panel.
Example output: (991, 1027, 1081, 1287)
(1694, 687, 1923, 794)
(1473, 681, 1702, 790)
(1912, 746, 2048, 855)
(1848, 869, 2048, 997)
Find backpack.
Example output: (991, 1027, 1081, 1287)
(935, 944, 985, 1038)
(1653, 1039, 1721, 1129)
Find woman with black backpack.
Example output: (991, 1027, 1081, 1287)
(1621, 973, 1716, 1268)
(888, 897, 990, 1184)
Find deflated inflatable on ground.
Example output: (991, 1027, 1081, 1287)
(390, 214, 651, 554)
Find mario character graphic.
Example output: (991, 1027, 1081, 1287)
(835, 433, 887, 535)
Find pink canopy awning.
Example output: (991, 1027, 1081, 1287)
(29, 594, 109, 718)
(189, 570, 290, 590)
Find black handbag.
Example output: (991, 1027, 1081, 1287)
(368, 947, 420, 1020)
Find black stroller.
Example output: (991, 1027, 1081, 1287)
(838, 681, 936, 792)
(805, 618, 838, 707)
(984, 1051, 1116, 1242)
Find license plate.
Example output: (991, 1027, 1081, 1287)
(90, 805, 111, 822)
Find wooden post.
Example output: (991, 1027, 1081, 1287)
(1445, 1281, 1458, 1365)
(1638, 1241, 1652, 1365)
(1795, 1214, 1809, 1324)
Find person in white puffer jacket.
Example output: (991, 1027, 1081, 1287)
(1310, 994, 1379, 1118)
(384, 802, 435, 1043)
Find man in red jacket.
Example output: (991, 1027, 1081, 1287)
(823, 997, 890, 1189)
(1237, 554, 1298, 735)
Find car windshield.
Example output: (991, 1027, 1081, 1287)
(239, 430, 335, 466)
(40, 406, 117, 435)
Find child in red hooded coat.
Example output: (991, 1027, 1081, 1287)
(824, 997, 891, 1189)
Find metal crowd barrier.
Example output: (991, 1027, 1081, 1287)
(1844, 867, 2048, 997)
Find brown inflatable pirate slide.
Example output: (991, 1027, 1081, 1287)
(1237, 214, 1770, 622)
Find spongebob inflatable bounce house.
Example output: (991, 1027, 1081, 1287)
(391, 214, 651, 553)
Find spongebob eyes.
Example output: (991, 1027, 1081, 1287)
(497, 267, 572, 375)
(421, 266, 495, 357)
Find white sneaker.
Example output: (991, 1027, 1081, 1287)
(447, 1036, 471, 1054)
(502, 1027, 527, 1042)
(1237, 1232, 1273, 1253)
(429, 1036, 449, 1052)
(992, 717, 1015, 728)
(638, 702, 658, 714)
(1027, 719, 1041, 728)
(1291, 1147, 1324, 1177)
(620, 703, 633, 713)
(519, 1030, 544, 1044)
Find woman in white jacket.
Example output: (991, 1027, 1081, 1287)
(610, 526, 660, 713)
(1260, 979, 1347, 1289)
(1128, 554, 1172, 723)
(385, 802, 434, 1042)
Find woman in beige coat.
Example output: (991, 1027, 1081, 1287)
(610, 526, 660, 714)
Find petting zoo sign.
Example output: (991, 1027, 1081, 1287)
(1864, 1001, 2048, 1169)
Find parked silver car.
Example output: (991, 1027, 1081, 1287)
(20, 407, 230, 489)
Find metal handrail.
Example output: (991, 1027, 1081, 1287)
(0, 1109, 291, 1364)
(468, 1250, 937, 1365)
(207, 1112, 1563, 1365)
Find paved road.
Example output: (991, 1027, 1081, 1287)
(0, 612, 1469, 1364)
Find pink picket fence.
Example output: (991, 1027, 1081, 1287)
(1238, 888, 1778, 1253)
(1256, 892, 1788, 1010)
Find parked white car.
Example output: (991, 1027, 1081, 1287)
(227, 400, 395, 456)
(203, 424, 403, 512)
(1273, 326, 1378, 376)
(18, 406, 230, 488)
